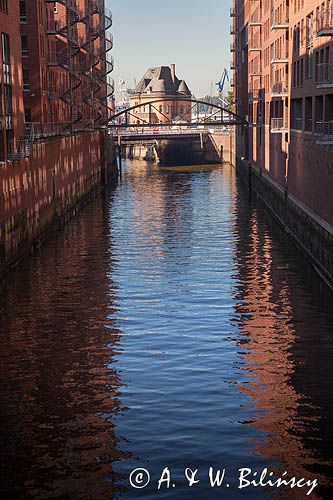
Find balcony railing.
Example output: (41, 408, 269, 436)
(249, 88, 263, 101)
(249, 11, 262, 26)
(315, 63, 333, 88)
(249, 66, 262, 76)
(25, 122, 73, 139)
(317, 8, 333, 36)
(271, 81, 289, 96)
(271, 10, 289, 29)
(316, 121, 333, 144)
(0, 114, 13, 131)
(230, 43, 240, 52)
(271, 47, 289, 63)
(248, 38, 262, 51)
(270, 118, 288, 133)
(7, 139, 32, 160)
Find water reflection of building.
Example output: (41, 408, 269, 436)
(121, 161, 197, 267)
(0, 196, 128, 498)
(232, 182, 333, 498)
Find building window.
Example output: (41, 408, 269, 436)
(306, 13, 314, 47)
(21, 35, 29, 58)
(305, 97, 313, 132)
(24, 106, 31, 124)
(23, 68, 30, 91)
(2, 32, 12, 122)
(19, 1, 27, 23)
(0, 0, 8, 14)
(291, 98, 303, 130)
(40, 34, 45, 58)
(2, 32, 10, 65)
(159, 105, 163, 112)
(306, 48, 313, 79)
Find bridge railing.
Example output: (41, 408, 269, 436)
(109, 127, 201, 137)
(109, 126, 233, 137)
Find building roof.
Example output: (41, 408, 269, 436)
(134, 66, 191, 96)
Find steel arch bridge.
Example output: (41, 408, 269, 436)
(108, 97, 246, 129)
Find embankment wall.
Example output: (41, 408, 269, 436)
(0, 131, 117, 276)
(229, 136, 333, 288)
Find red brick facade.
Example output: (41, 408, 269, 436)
(20, 0, 114, 131)
(0, 3, 25, 160)
(232, 0, 333, 226)
(0, 1, 116, 274)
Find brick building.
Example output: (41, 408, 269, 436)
(19, 0, 114, 134)
(232, 0, 333, 225)
(129, 64, 192, 124)
(0, 0, 116, 275)
(0, 0, 25, 161)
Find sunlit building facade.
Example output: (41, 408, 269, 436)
(129, 64, 192, 124)
(232, 0, 333, 225)
(0, 1, 25, 161)
(19, 0, 114, 132)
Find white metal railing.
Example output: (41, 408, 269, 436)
(317, 8, 333, 33)
(111, 127, 202, 137)
(271, 118, 287, 131)
(315, 63, 333, 86)
(316, 121, 333, 141)
(271, 81, 289, 95)
(110, 126, 235, 137)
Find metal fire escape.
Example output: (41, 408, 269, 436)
(78, 1, 114, 127)
(46, 0, 114, 133)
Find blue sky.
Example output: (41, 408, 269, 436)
(107, 0, 232, 98)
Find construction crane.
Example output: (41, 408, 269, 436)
(216, 68, 230, 106)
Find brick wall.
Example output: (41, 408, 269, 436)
(0, 131, 116, 273)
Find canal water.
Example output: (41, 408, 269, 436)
(0, 160, 333, 500)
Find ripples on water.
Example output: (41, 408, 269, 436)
(0, 160, 332, 499)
